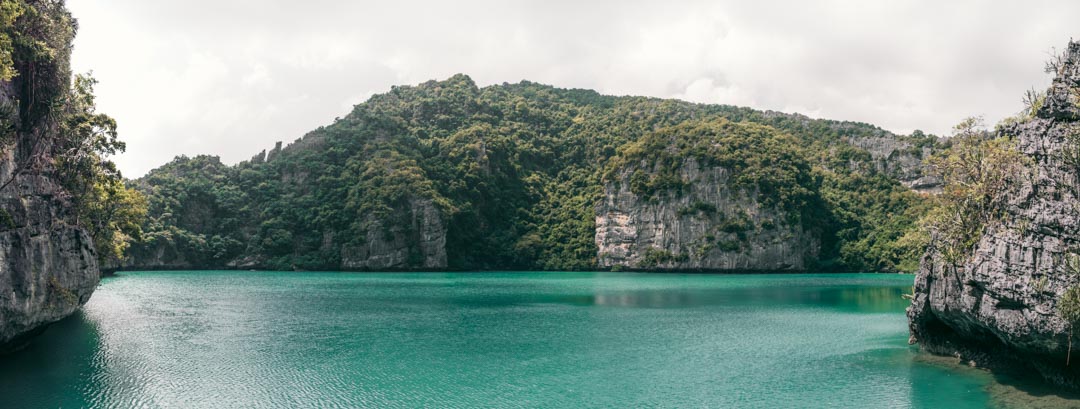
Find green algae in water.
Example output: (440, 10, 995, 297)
(0, 272, 1068, 408)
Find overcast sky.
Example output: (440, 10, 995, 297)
(67, 0, 1079, 177)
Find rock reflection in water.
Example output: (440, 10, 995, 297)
(591, 284, 909, 312)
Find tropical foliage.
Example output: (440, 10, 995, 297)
(129, 75, 938, 272)
(1, 0, 145, 263)
(914, 118, 1029, 264)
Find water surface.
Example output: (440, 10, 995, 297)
(0, 272, 1006, 407)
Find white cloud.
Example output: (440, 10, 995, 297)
(66, 0, 1080, 177)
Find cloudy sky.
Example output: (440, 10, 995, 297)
(68, 0, 1079, 177)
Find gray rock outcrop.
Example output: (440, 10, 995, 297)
(848, 134, 942, 193)
(596, 158, 818, 271)
(0, 82, 98, 351)
(341, 197, 447, 270)
(109, 195, 449, 272)
(907, 41, 1080, 389)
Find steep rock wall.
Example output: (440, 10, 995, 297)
(341, 197, 447, 270)
(109, 196, 449, 272)
(0, 82, 98, 351)
(908, 41, 1080, 388)
(596, 158, 818, 271)
(848, 135, 942, 193)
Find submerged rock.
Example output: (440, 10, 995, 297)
(908, 41, 1080, 389)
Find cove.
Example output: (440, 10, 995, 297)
(0, 271, 1008, 407)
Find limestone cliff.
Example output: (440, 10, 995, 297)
(908, 41, 1080, 389)
(107, 156, 450, 272)
(594, 118, 829, 272)
(110, 199, 448, 272)
(596, 158, 818, 271)
(848, 134, 942, 193)
(0, 63, 98, 349)
(341, 197, 447, 270)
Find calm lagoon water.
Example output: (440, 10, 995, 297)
(0, 271, 1006, 408)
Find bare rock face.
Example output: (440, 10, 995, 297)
(596, 158, 818, 271)
(0, 83, 98, 351)
(908, 41, 1080, 389)
(341, 197, 447, 270)
(848, 134, 942, 194)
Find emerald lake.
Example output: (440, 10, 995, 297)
(0, 272, 1012, 407)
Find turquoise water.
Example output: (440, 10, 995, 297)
(0, 271, 995, 408)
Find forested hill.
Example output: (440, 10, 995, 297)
(119, 74, 940, 273)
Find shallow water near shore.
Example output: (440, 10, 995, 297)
(0, 271, 1075, 408)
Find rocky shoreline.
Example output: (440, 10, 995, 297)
(908, 41, 1080, 390)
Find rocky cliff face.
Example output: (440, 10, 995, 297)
(0, 82, 98, 351)
(341, 197, 447, 270)
(111, 202, 448, 272)
(596, 158, 818, 271)
(908, 41, 1080, 389)
(848, 135, 942, 193)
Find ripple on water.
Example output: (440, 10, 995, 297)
(0, 271, 1073, 408)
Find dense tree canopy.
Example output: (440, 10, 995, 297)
(127, 74, 938, 272)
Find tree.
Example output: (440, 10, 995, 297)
(0, 0, 25, 81)
(79, 176, 147, 262)
(1060, 285, 1080, 365)
(56, 73, 123, 194)
(0, 0, 75, 187)
(1, 0, 145, 264)
(54, 73, 146, 263)
(921, 117, 1030, 263)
